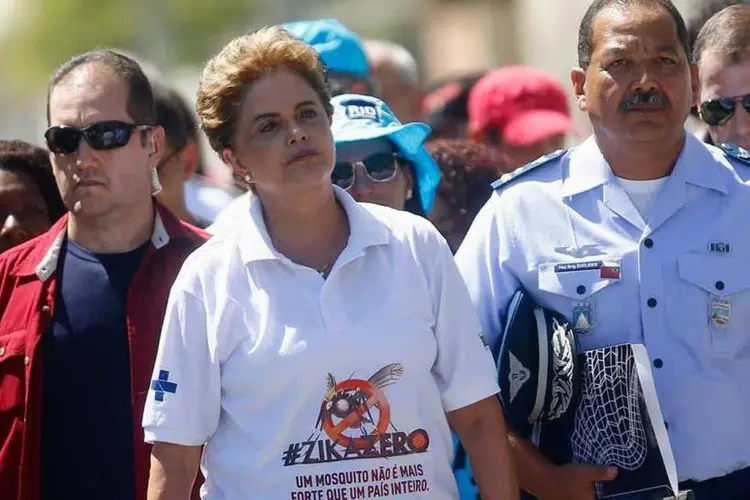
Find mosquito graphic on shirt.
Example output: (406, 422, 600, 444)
(310, 363, 404, 444)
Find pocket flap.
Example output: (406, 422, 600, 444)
(538, 260, 620, 300)
(678, 253, 750, 296)
(0, 331, 27, 361)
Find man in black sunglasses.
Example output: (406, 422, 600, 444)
(693, 4, 750, 154)
(0, 50, 207, 500)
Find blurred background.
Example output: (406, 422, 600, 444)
(0, 0, 698, 174)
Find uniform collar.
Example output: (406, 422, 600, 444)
(237, 185, 391, 266)
(562, 136, 608, 197)
(13, 200, 199, 281)
(562, 133, 730, 198)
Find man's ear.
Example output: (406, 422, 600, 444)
(148, 125, 166, 161)
(571, 67, 588, 113)
(178, 140, 201, 181)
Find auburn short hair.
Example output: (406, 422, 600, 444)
(197, 25, 333, 155)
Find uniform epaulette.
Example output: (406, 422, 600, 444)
(719, 142, 750, 164)
(491, 149, 567, 190)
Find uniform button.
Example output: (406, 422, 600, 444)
(644, 238, 654, 249)
(647, 298, 658, 308)
(716, 281, 725, 291)
(576, 285, 587, 295)
(654, 358, 664, 368)
(23, 356, 30, 366)
(0, 347, 5, 356)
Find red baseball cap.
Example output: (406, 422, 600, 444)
(468, 66, 573, 147)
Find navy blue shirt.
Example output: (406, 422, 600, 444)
(42, 238, 149, 500)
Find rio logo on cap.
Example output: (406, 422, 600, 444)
(344, 101, 380, 122)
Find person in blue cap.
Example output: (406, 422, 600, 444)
(330, 93, 441, 216)
(282, 18, 377, 96)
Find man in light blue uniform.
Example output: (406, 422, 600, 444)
(456, 0, 750, 499)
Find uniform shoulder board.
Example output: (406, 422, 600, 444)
(719, 142, 750, 164)
(491, 149, 567, 190)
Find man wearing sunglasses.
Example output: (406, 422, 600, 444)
(0, 51, 206, 500)
(694, 4, 750, 157)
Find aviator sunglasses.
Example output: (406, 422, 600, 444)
(45, 120, 151, 155)
(331, 152, 408, 190)
(699, 93, 750, 127)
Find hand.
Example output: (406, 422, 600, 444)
(539, 464, 618, 500)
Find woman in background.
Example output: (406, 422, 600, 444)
(0, 140, 66, 253)
(426, 139, 506, 252)
(329, 93, 441, 217)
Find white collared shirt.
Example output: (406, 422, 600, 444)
(456, 133, 750, 482)
(143, 187, 499, 499)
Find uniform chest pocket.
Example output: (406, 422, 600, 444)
(678, 253, 750, 356)
(0, 331, 28, 414)
(538, 261, 620, 300)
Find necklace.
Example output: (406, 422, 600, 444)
(316, 260, 334, 277)
(315, 239, 347, 277)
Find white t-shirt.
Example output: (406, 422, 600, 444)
(616, 176, 669, 219)
(143, 187, 500, 500)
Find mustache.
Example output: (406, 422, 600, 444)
(619, 91, 671, 113)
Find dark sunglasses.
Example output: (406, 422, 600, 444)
(331, 153, 407, 190)
(45, 120, 151, 155)
(699, 94, 750, 127)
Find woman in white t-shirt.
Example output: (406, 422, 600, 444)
(143, 26, 518, 500)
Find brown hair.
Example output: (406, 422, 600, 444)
(426, 139, 504, 247)
(196, 25, 333, 155)
(693, 4, 750, 65)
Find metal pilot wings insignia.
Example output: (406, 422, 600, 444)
(554, 244, 606, 258)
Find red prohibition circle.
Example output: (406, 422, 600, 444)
(322, 378, 391, 449)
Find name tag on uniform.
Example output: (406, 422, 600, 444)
(710, 297, 731, 327)
(555, 260, 602, 274)
(554, 259, 621, 280)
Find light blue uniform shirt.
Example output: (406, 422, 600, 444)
(455, 133, 750, 483)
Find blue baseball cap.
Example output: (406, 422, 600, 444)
(281, 19, 370, 78)
(331, 94, 441, 214)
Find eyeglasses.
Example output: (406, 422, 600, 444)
(45, 120, 151, 155)
(331, 153, 406, 190)
(699, 94, 750, 127)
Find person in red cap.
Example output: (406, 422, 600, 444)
(468, 65, 574, 171)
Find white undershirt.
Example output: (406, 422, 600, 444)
(616, 176, 670, 219)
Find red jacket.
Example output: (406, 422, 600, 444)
(0, 203, 208, 500)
